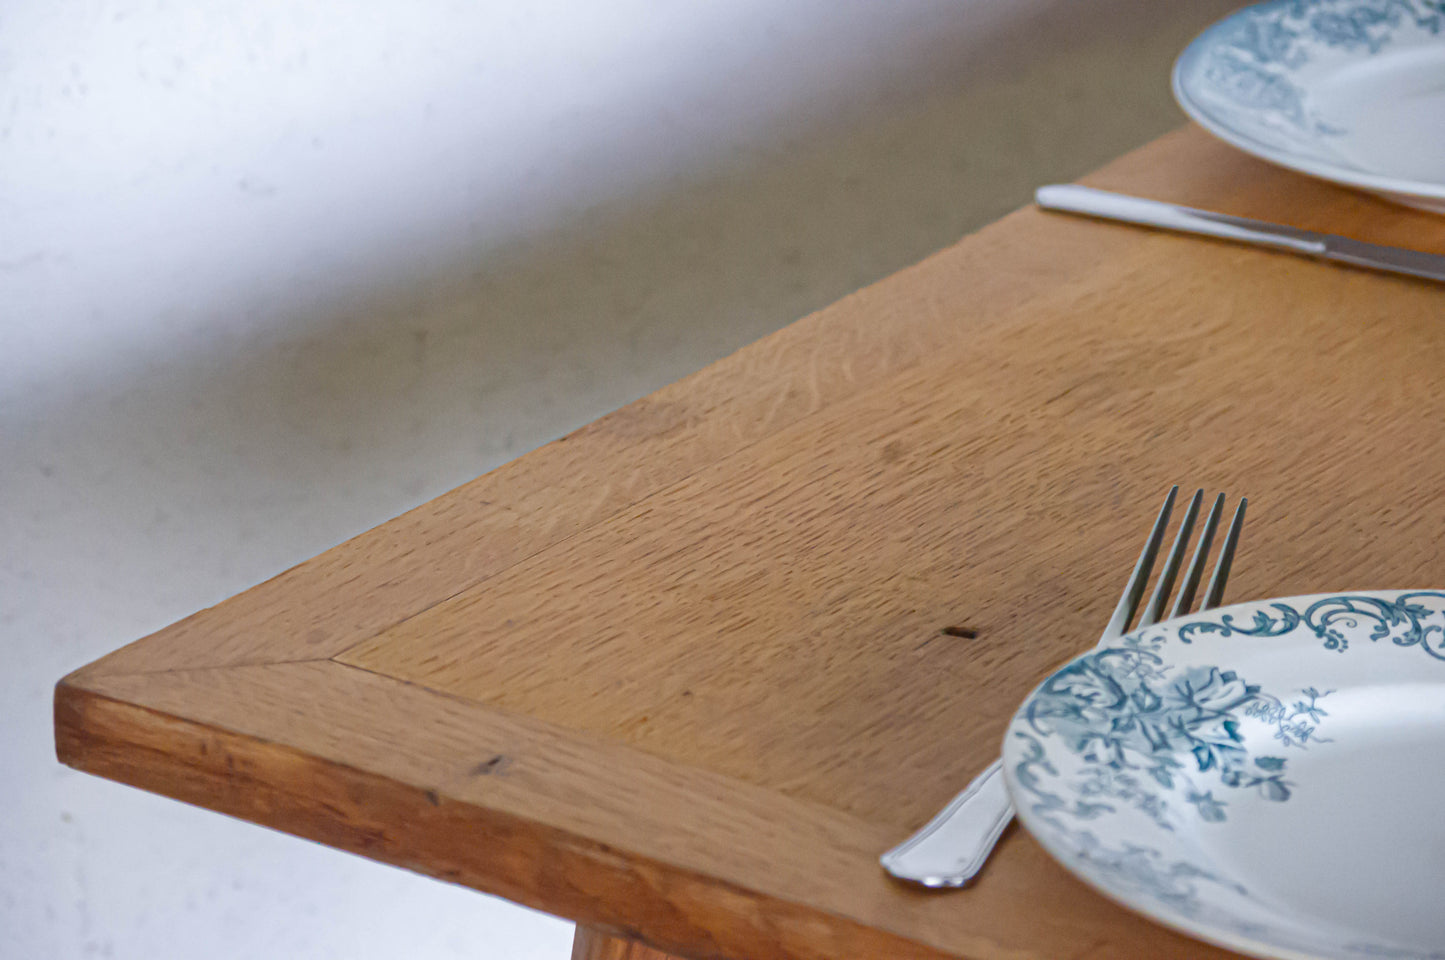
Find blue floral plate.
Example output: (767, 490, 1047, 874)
(1001, 590, 1445, 960)
(1174, 1, 1445, 213)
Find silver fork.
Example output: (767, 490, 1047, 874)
(880, 486, 1247, 888)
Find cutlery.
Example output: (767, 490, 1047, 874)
(1035, 184, 1445, 284)
(880, 486, 1247, 888)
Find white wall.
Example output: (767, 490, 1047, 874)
(2, 2, 1239, 957)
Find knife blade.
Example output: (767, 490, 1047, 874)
(1035, 184, 1445, 284)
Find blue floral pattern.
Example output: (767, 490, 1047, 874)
(1019, 632, 1329, 832)
(1176, 1, 1445, 160)
(1005, 590, 1445, 960)
(1013, 734, 1256, 918)
(1179, 591, 1445, 659)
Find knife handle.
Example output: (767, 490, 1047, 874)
(1035, 184, 1328, 257)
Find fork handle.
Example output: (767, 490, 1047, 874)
(878, 759, 1013, 887)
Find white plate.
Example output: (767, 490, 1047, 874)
(1174, 1, 1445, 213)
(1001, 590, 1445, 960)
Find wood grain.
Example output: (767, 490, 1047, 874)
(57, 659, 1224, 960)
(338, 193, 1445, 833)
(57, 126, 1445, 960)
(573, 926, 686, 960)
(80, 127, 1445, 684)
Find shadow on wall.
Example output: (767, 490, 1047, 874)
(10, 0, 1241, 526)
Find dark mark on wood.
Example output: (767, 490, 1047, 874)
(425, 789, 441, 806)
(471, 755, 509, 776)
(941, 625, 979, 639)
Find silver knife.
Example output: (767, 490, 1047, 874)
(1035, 184, 1445, 284)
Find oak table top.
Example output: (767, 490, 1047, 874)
(56, 126, 1445, 960)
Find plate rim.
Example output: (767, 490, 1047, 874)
(1000, 587, 1445, 960)
(1172, 0, 1445, 203)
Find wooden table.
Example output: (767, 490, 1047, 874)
(56, 126, 1445, 960)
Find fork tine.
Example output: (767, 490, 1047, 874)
(1100, 485, 1177, 641)
(1202, 497, 1247, 611)
(1139, 488, 1203, 628)
(1169, 492, 1225, 619)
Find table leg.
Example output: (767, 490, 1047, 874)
(570, 925, 688, 960)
